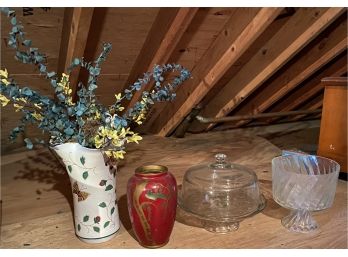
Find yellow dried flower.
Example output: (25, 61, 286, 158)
(13, 103, 24, 112)
(95, 110, 101, 119)
(127, 134, 142, 144)
(112, 150, 126, 160)
(104, 150, 113, 157)
(32, 112, 43, 121)
(0, 94, 10, 106)
(0, 69, 8, 78)
(57, 73, 74, 106)
(115, 93, 122, 101)
(0, 69, 10, 86)
(1, 78, 10, 86)
(18, 97, 27, 103)
(94, 135, 104, 148)
(34, 103, 42, 109)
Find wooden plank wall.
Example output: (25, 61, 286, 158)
(1, 7, 65, 153)
(1, 7, 347, 154)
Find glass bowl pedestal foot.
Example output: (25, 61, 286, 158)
(203, 220, 239, 233)
(281, 210, 317, 233)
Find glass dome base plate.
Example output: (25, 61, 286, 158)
(177, 187, 266, 233)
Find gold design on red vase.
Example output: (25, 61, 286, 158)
(133, 182, 152, 242)
(133, 182, 172, 243)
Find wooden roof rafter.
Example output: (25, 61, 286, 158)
(210, 12, 347, 130)
(121, 7, 199, 112)
(214, 54, 347, 132)
(288, 94, 324, 122)
(188, 7, 345, 133)
(145, 7, 283, 136)
(218, 53, 347, 130)
(265, 54, 347, 124)
(57, 7, 94, 98)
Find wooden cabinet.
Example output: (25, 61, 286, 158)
(318, 77, 347, 173)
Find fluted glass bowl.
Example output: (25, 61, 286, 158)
(272, 154, 340, 233)
(178, 153, 265, 233)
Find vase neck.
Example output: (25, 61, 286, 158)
(135, 165, 168, 177)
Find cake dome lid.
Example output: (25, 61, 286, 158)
(183, 153, 257, 190)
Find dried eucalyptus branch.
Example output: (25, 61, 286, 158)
(0, 7, 191, 161)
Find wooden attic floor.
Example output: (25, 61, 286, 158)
(1, 120, 346, 248)
(250, 120, 321, 154)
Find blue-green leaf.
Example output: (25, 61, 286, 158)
(10, 16, 17, 25)
(39, 64, 47, 73)
(83, 215, 89, 222)
(88, 84, 97, 91)
(76, 110, 83, 116)
(47, 72, 56, 78)
(34, 54, 44, 63)
(73, 58, 80, 65)
(12, 26, 18, 33)
(22, 39, 32, 47)
(55, 120, 64, 130)
(24, 138, 33, 149)
(64, 127, 74, 136)
(57, 93, 65, 101)
(21, 87, 33, 96)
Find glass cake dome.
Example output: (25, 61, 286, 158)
(178, 153, 265, 233)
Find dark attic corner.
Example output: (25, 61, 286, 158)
(0, 6, 347, 250)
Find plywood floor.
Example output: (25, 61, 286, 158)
(1, 120, 346, 248)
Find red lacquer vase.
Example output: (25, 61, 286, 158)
(127, 165, 177, 248)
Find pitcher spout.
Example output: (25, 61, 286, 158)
(51, 142, 79, 160)
(50, 142, 108, 184)
(52, 142, 78, 156)
(50, 142, 81, 178)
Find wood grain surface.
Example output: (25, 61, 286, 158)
(192, 7, 345, 133)
(0, 128, 347, 248)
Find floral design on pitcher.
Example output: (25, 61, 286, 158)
(99, 189, 118, 227)
(75, 197, 117, 235)
(62, 153, 96, 180)
(99, 179, 114, 192)
(76, 214, 102, 234)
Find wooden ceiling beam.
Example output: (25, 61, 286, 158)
(146, 8, 283, 136)
(122, 8, 180, 91)
(189, 7, 345, 133)
(214, 13, 347, 129)
(213, 55, 346, 132)
(213, 54, 347, 130)
(287, 95, 324, 122)
(122, 8, 198, 111)
(266, 56, 347, 123)
(57, 7, 94, 96)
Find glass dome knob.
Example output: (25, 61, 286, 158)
(215, 153, 227, 163)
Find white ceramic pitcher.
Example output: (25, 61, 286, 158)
(52, 142, 120, 243)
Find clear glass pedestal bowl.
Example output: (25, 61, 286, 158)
(272, 154, 340, 233)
